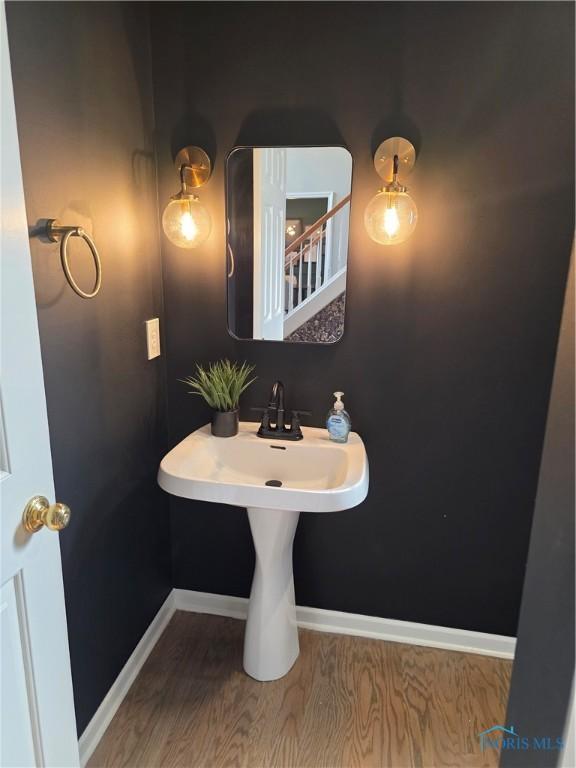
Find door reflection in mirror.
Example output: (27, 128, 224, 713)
(226, 146, 352, 343)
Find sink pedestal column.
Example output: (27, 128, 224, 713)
(244, 507, 300, 681)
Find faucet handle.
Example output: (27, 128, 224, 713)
(289, 409, 310, 440)
(250, 406, 271, 429)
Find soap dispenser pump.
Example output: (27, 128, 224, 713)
(326, 391, 351, 443)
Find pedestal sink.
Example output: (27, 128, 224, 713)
(158, 422, 369, 681)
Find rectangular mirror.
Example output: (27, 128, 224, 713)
(226, 146, 352, 343)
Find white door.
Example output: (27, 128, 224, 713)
(253, 148, 286, 340)
(1, 6, 79, 767)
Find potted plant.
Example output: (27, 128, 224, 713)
(181, 359, 256, 437)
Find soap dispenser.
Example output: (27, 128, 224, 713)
(326, 391, 351, 443)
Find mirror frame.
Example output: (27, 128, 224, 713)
(225, 144, 354, 345)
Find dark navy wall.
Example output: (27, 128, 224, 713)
(6, 1, 171, 734)
(151, 1, 574, 637)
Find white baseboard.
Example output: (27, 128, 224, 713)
(173, 588, 516, 659)
(79, 588, 516, 765)
(174, 588, 249, 620)
(78, 591, 176, 766)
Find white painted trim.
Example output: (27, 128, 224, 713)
(78, 592, 176, 767)
(284, 266, 347, 336)
(173, 589, 516, 660)
(559, 677, 575, 768)
(285, 191, 335, 280)
(174, 588, 248, 620)
(79, 588, 516, 765)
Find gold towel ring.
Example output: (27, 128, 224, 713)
(45, 219, 102, 299)
(227, 241, 235, 278)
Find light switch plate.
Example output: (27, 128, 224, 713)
(146, 318, 161, 360)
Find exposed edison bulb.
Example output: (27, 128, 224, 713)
(162, 195, 211, 249)
(364, 189, 418, 245)
(383, 206, 400, 238)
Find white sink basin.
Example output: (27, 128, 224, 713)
(158, 421, 369, 682)
(158, 422, 368, 512)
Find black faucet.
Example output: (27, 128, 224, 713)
(269, 381, 285, 430)
(253, 381, 310, 441)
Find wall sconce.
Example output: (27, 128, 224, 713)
(162, 146, 212, 249)
(364, 137, 418, 245)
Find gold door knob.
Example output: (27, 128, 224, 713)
(22, 495, 71, 533)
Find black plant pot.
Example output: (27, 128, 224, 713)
(211, 409, 239, 438)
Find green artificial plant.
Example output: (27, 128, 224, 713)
(181, 359, 256, 412)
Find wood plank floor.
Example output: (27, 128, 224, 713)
(88, 612, 511, 768)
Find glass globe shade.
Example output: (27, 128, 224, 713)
(364, 189, 418, 245)
(162, 195, 211, 249)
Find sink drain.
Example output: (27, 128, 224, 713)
(265, 479, 283, 487)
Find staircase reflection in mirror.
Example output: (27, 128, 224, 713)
(226, 146, 352, 344)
